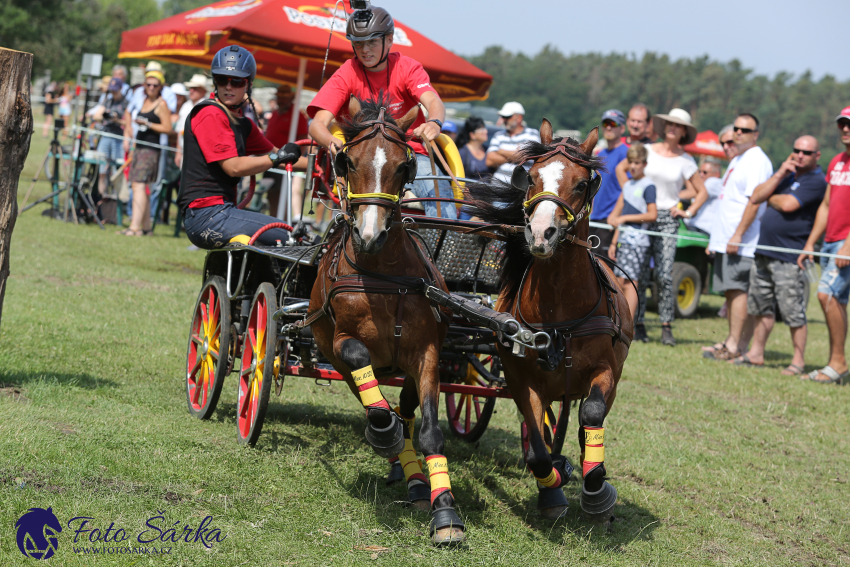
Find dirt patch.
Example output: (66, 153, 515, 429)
(0, 383, 28, 403)
(0, 467, 65, 493)
(51, 421, 76, 435)
(162, 260, 203, 276)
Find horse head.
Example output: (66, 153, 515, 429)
(335, 95, 419, 255)
(514, 120, 601, 258)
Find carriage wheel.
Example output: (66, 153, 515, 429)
(521, 401, 565, 463)
(445, 355, 498, 443)
(236, 283, 277, 446)
(185, 276, 231, 420)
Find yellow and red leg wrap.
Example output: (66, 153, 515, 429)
(534, 468, 562, 489)
(582, 426, 605, 477)
(425, 455, 452, 505)
(351, 366, 390, 411)
(398, 439, 427, 485)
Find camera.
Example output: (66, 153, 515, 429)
(350, 0, 371, 10)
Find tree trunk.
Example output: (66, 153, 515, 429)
(0, 48, 33, 329)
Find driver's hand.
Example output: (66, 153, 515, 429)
(413, 121, 441, 143)
(328, 138, 343, 157)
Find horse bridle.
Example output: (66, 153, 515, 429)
(333, 107, 418, 217)
(511, 139, 602, 236)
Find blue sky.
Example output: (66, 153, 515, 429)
(388, 0, 847, 81)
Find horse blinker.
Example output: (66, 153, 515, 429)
(511, 165, 532, 192)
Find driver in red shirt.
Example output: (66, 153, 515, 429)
(307, 4, 456, 219)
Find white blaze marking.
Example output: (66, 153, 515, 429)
(360, 147, 388, 243)
(530, 162, 565, 245)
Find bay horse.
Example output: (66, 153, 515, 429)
(466, 121, 632, 522)
(306, 95, 464, 545)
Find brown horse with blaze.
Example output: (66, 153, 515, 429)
(308, 95, 464, 545)
(466, 120, 633, 522)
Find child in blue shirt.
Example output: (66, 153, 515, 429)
(607, 143, 658, 317)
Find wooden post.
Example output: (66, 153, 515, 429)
(0, 48, 33, 329)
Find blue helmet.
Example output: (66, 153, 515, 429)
(211, 45, 256, 81)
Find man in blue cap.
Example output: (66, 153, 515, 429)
(590, 109, 629, 250)
(441, 120, 457, 142)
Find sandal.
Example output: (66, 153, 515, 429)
(801, 366, 850, 385)
(703, 344, 740, 361)
(116, 228, 143, 236)
(780, 364, 804, 376)
(731, 354, 763, 367)
(701, 342, 724, 353)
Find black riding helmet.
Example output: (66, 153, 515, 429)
(346, 6, 394, 68)
(211, 45, 257, 81)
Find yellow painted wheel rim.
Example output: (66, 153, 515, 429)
(678, 277, 695, 309)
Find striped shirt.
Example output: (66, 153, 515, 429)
(487, 127, 541, 182)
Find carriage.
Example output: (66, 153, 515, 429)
(182, 108, 629, 545)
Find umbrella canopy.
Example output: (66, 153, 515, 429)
(684, 130, 726, 159)
(118, 0, 492, 101)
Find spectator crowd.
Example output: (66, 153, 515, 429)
(38, 65, 850, 385)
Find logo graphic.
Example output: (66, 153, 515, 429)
(15, 507, 62, 560)
(186, 0, 263, 21)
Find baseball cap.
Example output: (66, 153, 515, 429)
(835, 106, 850, 122)
(441, 121, 457, 133)
(107, 78, 124, 92)
(601, 109, 626, 126)
(498, 101, 526, 117)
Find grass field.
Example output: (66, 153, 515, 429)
(1, 120, 849, 566)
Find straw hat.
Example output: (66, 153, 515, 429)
(652, 108, 697, 146)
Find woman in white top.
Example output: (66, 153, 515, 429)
(636, 108, 708, 346)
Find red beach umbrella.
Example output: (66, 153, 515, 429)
(118, 0, 492, 101)
(684, 130, 726, 159)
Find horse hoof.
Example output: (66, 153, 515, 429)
(364, 408, 405, 458)
(540, 505, 568, 520)
(386, 461, 404, 485)
(537, 486, 568, 517)
(581, 480, 617, 523)
(408, 483, 430, 510)
(432, 526, 464, 547)
(430, 507, 465, 546)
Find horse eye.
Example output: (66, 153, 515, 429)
(574, 181, 588, 193)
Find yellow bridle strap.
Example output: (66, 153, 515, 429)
(522, 191, 575, 223)
(346, 188, 400, 203)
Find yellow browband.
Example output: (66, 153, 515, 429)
(522, 191, 575, 223)
(346, 188, 400, 203)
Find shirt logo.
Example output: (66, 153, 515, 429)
(417, 83, 431, 89)
(791, 182, 800, 191)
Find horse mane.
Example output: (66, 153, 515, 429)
(339, 91, 406, 142)
(463, 136, 606, 297)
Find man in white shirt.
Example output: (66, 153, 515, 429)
(485, 101, 540, 183)
(174, 74, 208, 168)
(704, 114, 774, 360)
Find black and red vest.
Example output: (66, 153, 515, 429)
(178, 99, 253, 212)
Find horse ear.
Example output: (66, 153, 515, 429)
(540, 118, 554, 145)
(397, 105, 420, 134)
(511, 165, 531, 192)
(581, 127, 599, 156)
(348, 96, 362, 118)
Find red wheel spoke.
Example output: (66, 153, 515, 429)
(209, 348, 220, 361)
(199, 302, 209, 333)
(451, 395, 466, 422)
(247, 329, 257, 351)
(239, 380, 252, 418)
(191, 334, 203, 346)
(474, 397, 483, 419)
(464, 394, 472, 433)
(188, 355, 202, 381)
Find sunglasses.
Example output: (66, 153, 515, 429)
(721, 140, 735, 147)
(793, 148, 815, 156)
(213, 76, 248, 88)
(837, 120, 850, 130)
(733, 126, 757, 134)
(602, 120, 620, 128)
(144, 82, 161, 89)
(698, 169, 712, 175)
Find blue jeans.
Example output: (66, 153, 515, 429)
(407, 154, 457, 219)
(96, 136, 123, 175)
(818, 239, 850, 303)
(183, 203, 291, 249)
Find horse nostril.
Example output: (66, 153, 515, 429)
(544, 227, 557, 241)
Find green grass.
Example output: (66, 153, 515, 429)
(1, 115, 849, 566)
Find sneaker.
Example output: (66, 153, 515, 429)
(634, 324, 649, 343)
(661, 326, 676, 347)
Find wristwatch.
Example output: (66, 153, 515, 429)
(268, 151, 284, 167)
(685, 209, 692, 218)
(428, 118, 443, 129)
